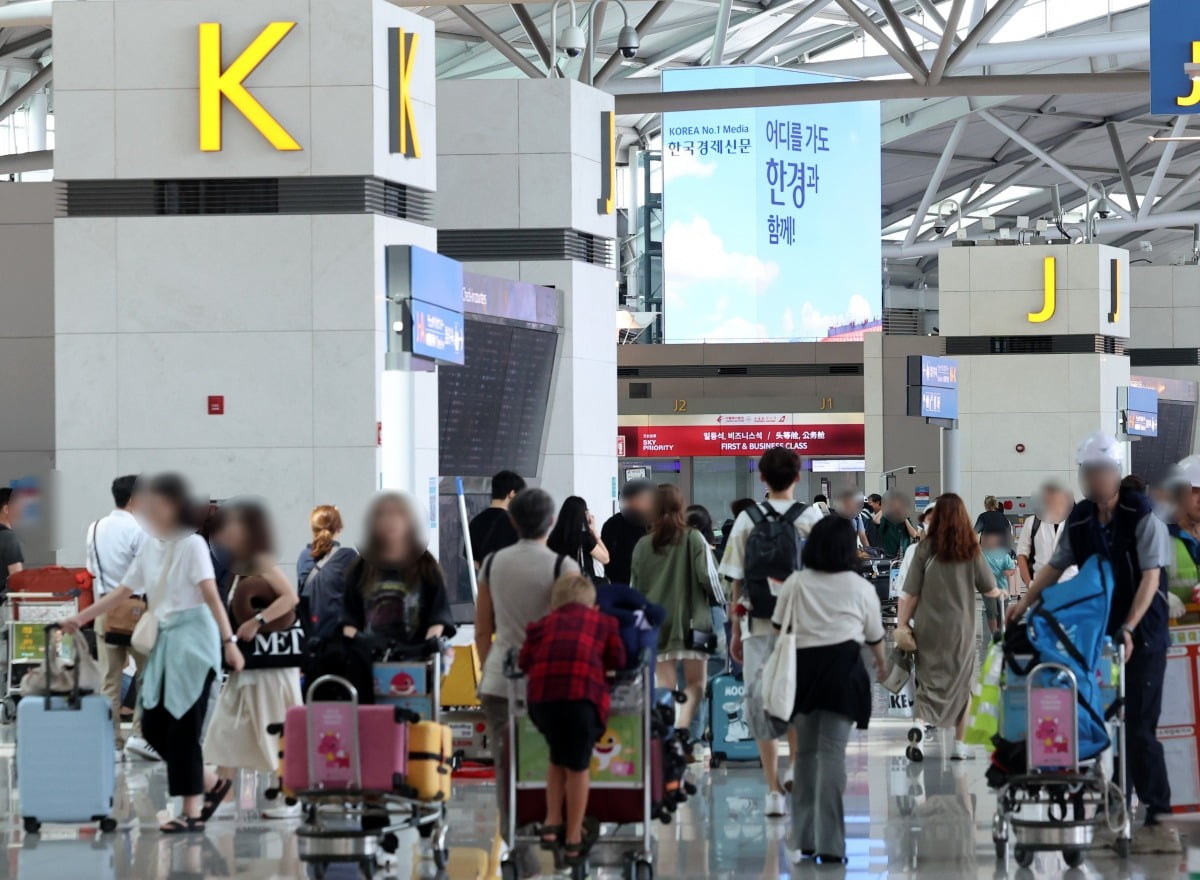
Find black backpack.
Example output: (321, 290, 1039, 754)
(743, 503, 806, 619)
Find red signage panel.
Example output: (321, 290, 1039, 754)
(618, 424, 864, 458)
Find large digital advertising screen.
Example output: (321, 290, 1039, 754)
(661, 67, 881, 343)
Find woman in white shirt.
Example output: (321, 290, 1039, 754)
(64, 474, 244, 834)
(771, 515, 886, 867)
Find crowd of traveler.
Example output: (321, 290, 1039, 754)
(2, 426, 1181, 859)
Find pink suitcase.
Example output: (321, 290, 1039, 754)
(282, 675, 414, 793)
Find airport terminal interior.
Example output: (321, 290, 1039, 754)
(8, 0, 1200, 877)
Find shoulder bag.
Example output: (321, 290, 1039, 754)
(230, 576, 305, 669)
(91, 519, 148, 646)
(685, 530, 718, 653)
(762, 581, 799, 724)
(131, 542, 177, 656)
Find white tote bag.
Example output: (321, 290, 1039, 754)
(762, 583, 798, 724)
(131, 542, 176, 656)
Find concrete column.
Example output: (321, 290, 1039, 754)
(51, 0, 439, 567)
(437, 78, 619, 514)
(26, 90, 47, 152)
(940, 244, 1131, 507)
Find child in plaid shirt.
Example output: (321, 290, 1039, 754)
(519, 574, 626, 863)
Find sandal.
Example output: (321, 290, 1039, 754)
(538, 824, 564, 850)
(199, 778, 232, 823)
(563, 839, 587, 866)
(160, 816, 206, 835)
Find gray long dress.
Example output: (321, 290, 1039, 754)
(902, 540, 996, 727)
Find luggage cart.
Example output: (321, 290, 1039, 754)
(268, 642, 451, 879)
(992, 652, 1130, 868)
(501, 651, 659, 880)
(3, 591, 82, 722)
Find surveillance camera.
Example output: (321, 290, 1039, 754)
(617, 24, 639, 59)
(933, 225, 947, 235)
(1097, 209, 1111, 220)
(559, 25, 585, 58)
(907, 467, 917, 475)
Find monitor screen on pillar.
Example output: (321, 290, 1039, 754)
(437, 319, 558, 477)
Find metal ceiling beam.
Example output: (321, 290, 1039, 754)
(943, 0, 1027, 77)
(1106, 121, 1139, 216)
(0, 2, 51, 27)
(857, 0, 943, 44)
(830, 0, 928, 83)
(1140, 116, 1189, 218)
(905, 116, 968, 245)
(913, 0, 945, 30)
(0, 148, 52, 174)
(873, 0, 931, 75)
(978, 108, 1134, 220)
(0, 63, 51, 126)
(734, 0, 831, 65)
(0, 29, 52, 60)
(709, 0, 735, 65)
(614, 70, 1148, 115)
(927, 0, 965, 86)
(1152, 164, 1200, 215)
(511, 4, 554, 71)
(594, 0, 674, 86)
(448, 6, 545, 78)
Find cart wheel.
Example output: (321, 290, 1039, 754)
(499, 859, 519, 880)
(99, 818, 117, 833)
(433, 847, 449, 870)
(264, 787, 279, 801)
(360, 858, 375, 879)
(710, 754, 723, 770)
(1062, 849, 1084, 868)
(1115, 837, 1131, 859)
(22, 818, 39, 835)
(993, 837, 1007, 862)
(570, 859, 588, 880)
(380, 832, 399, 855)
(1015, 847, 1034, 869)
(635, 860, 653, 880)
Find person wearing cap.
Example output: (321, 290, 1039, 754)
(1163, 457, 1200, 612)
(1007, 432, 1177, 854)
(601, 479, 655, 586)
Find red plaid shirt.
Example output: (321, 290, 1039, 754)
(519, 603, 627, 724)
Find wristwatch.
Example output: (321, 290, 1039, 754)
(226, 635, 238, 644)
(254, 612, 267, 627)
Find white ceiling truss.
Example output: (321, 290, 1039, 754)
(3, 1, 1199, 268)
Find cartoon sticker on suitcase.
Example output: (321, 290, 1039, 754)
(310, 705, 358, 787)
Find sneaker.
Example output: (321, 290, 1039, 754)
(262, 802, 302, 820)
(789, 849, 815, 865)
(950, 742, 974, 762)
(124, 736, 161, 762)
(1131, 823, 1182, 854)
(765, 790, 788, 818)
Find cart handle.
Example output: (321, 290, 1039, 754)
(304, 674, 359, 705)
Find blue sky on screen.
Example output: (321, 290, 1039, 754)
(662, 67, 882, 343)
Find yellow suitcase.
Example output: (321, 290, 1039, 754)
(441, 644, 482, 708)
(408, 721, 453, 802)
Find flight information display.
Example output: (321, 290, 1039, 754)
(438, 318, 559, 477)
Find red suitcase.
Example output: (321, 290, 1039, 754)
(282, 675, 414, 793)
(7, 567, 94, 616)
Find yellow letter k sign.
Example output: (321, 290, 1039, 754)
(199, 22, 300, 152)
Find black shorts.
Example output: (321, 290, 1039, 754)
(528, 700, 605, 772)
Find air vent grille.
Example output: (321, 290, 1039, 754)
(438, 228, 616, 268)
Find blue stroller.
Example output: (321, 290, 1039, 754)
(991, 555, 1132, 867)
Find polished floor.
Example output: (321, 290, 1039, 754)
(0, 719, 1192, 879)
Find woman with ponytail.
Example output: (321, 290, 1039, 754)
(296, 505, 358, 639)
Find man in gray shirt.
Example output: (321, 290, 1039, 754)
(474, 487, 578, 853)
(1008, 433, 1176, 854)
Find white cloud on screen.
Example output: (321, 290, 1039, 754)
(796, 293, 876, 339)
(664, 217, 780, 294)
(663, 153, 717, 182)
